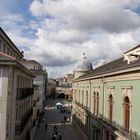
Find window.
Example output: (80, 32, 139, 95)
(3, 44, 6, 53)
(105, 131, 109, 140)
(93, 92, 96, 114)
(86, 91, 88, 109)
(74, 89, 76, 102)
(108, 94, 113, 122)
(123, 96, 130, 131)
(6, 114, 9, 131)
(93, 126, 98, 140)
(96, 92, 99, 116)
(10, 51, 13, 57)
(79, 90, 80, 103)
(16, 107, 18, 120)
(7, 48, 9, 55)
(82, 90, 84, 106)
(13, 53, 16, 58)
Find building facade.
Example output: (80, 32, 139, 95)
(20, 60, 47, 138)
(20, 60, 47, 109)
(56, 74, 74, 100)
(0, 27, 34, 140)
(72, 48, 140, 140)
(48, 78, 57, 98)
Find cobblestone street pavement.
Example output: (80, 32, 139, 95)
(33, 99, 87, 140)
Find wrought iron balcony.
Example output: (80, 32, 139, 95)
(75, 101, 90, 111)
(16, 88, 34, 100)
(98, 114, 140, 140)
(15, 108, 33, 135)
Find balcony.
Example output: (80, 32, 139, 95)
(98, 115, 140, 140)
(16, 88, 34, 101)
(15, 108, 33, 135)
(75, 101, 90, 111)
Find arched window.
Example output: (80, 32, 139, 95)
(96, 92, 99, 116)
(82, 90, 84, 107)
(123, 96, 130, 131)
(86, 91, 88, 109)
(108, 94, 113, 122)
(79, 90, 80, 103)
(93, 92, 96, 114)
(74, 89, 76, 102)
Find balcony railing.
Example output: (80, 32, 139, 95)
(75, 101, 90, 111)
(73, 114, 85, 132)
(15, 108, 33, 135)
(16, 88, 34, 100)
(99, 114, 140, 140)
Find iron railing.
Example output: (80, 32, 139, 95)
(16, 88, 34, 100)
(15, 108, 33, 135)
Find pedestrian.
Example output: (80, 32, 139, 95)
(64, 116, 67, 121)
(45, 122, 48, 131)
(52, 133, 56, 140)
(54, 125, 58, 132)
(67, 117, 70, 122)
(64, 116, 67, 125)
(59, 134, 62, 140)
(64, 120, 66, 126)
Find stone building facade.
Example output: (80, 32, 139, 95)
(48, 78, 57, 98)
(20, 60, 47, 139)
(72, 48, 140, 140)
(56, 74, 73, 100)
(0, 27, 34, 140)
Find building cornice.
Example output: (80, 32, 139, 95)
(73, 66, 140, 82)
(0, 60, 34, 77)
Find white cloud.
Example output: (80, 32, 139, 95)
(7, 30, 34, 47)
(47, 29, 88, 43)
(1, 0, 140, 78)
(27, 0, 140, 78)
(29, 0, 45, 16)
(30, 0, 140, 32)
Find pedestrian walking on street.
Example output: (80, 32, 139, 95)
(52, 133, 56, 140)
(64, 116, 67, 121)
(64, 116, 67, 125)
(59, 134, 62, 140)
(54, 125, 58, 132)
(45, 122, 48, 131)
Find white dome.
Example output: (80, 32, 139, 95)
(75, 54, 93, 72)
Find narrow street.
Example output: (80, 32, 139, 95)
(33, 99, 86, 140)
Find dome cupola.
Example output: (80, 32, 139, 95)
(74, 53, 93, 79)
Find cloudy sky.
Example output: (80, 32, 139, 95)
(0, 0, 140, 78)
